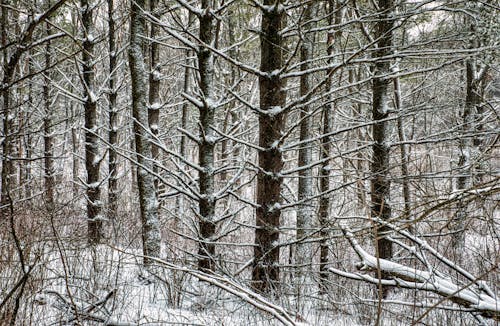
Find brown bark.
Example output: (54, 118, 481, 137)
(81, 0, 103, 244)
(107, 0, 118, 219)
(43, 23, 55, 208)
(1, 0, 14, 216)
(197, 0, 217, 272)
(252, 1, 285, 294)
(371, 0, 394, 298)
(148, 0, 160, 192)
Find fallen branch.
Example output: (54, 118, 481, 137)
(330, 228, 499, 320)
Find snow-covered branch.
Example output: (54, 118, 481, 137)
(330, 228, 499, 320)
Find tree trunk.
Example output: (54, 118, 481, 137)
(107, 0, 119, 220)
(371, 0, 394, 298)
(252, 1, 285, 294)
(319, 0, 339, 294)
(452, 10, 489, 249)
(393, 69, 411, 229)
(196, 0, 217, 272)
(148, 0, 161, 191)
(129, 0, 161, 262)
(71, 105, 80, 199)
(81, 0, 103, 244)
(1, 0, 14, 218)
(43, 23, 55, 208)
(296, 1, 316, 273)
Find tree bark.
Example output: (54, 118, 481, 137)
(81, 0, 103, 244)
(148, 0, 161, 191)
(319, 0, 339, 294)
(107, 0, 119, 220)
(295, 1, 316, 273)
(129, 0, 161, 262)
(196, 0, 217, 272)
(1, 0, 14, 218)
(252, 0, 285, 294)
(43, 22, 55, 208)
(371, 0, 394, 298)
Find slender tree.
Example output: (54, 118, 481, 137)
(319, 0, 341, 293)
(107, 0, 119, 219)
(453, 15, 490, 249)
(295, 1, 317, 273)
(43, 22, 55, 208)
(148, 0, 161, 191)
(1, 0, 13, 216)
(196, 0, 217, 272)
(370, 0, 395, 298)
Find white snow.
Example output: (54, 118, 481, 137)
(266, 106, 283, 117)
(149, 102, 162, 110)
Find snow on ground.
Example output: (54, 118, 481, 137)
(26, 244, 359, 325)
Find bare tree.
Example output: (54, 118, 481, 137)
(370, 0, 395, 298)
(81, 0, 103, 243)
(195, 0, 218, 272)
(452, 3, 492, 249)
(148, 0, 161, 192)
(129, 0, 161, 262)
(43, 21, 55, 208)
(295, 0, 317, 274)
(107, 0, 119, 219)
(252, 0, 286, 294)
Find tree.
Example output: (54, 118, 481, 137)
(148, 0, 161, 192)
(295, 0, 317, 276)
(252, 0, 286, 294)
(129, 0, 161, 262)
(43, 20, 55, 208)
(107, 0, 119, 220)
(194, 0, 218, 272)
(452, 2, 492, 249)
(370, 0, 395, 298)
(81, 0, 104, 243)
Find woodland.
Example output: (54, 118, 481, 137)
(0, 0, 499, 325)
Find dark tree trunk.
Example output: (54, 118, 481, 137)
(371, 0, 394, 298)
(252, 1, 285, 294)
(81, 0, 103, 244)
(1, 0, 14, 217)
(107, 0, 119, 219)
(148, 0, 160, 191)
(196, 0, 217, 272)
(43, 23, 55, 208)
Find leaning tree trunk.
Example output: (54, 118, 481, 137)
(81, 0, 103, 244)
(371, 0, 394, 298)
(252, 0, 285, 294)
(129, 0, 161, 262)
(196, 0, 217, 272)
